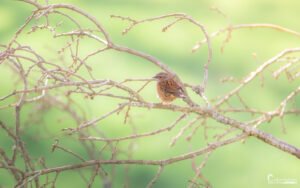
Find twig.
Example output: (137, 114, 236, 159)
(146, 165, 164, 188)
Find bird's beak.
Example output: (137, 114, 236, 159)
(152, 75, 158, 79)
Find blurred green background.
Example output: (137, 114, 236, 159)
(0, 0, 300, 187)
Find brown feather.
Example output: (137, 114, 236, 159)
(154, 72, 186, 103)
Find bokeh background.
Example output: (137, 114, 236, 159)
(0, 0, 300, 187)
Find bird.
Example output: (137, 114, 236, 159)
(153, 72, 186, 104)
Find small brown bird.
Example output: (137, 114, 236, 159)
(153, 72, 186, 104)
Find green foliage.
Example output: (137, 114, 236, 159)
(0, 0, 299, 187)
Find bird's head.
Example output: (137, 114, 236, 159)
(153, 72, 169, 81)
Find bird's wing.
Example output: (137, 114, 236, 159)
(165, 80, 186, 98)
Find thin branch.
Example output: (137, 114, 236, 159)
(25, 133, 246, 178)
(146, 165, 164, 188)
(81, 114, 187, 142)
